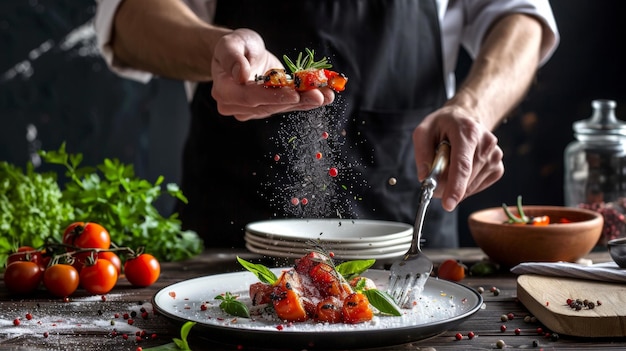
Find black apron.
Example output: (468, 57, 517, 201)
(178, 0, 458, 248)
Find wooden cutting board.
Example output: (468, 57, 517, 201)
(517, 274, 626, 337)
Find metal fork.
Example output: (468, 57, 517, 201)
(387, 140, 451, 307)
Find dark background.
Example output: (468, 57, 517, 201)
(1, 1, 624, 246)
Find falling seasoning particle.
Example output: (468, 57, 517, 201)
(301, 198, 309, 205)
(321, 131, 329, 139)
(291, 197, 300, 206)
(329, 167, 338, 177)
(315, 152, 323, 159)
(274, 154, 280, 162)
(388, 177, 397, 186)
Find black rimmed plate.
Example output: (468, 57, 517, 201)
(152, 269, 483, 350)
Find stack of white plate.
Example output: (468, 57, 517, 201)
(244, 218, 412, 260)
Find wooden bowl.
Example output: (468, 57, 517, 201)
(468, 206, 603, 267)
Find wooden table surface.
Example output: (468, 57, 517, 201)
(1, 248, 624, 350)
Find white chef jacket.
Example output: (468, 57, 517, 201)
(94, 0, 559, 99)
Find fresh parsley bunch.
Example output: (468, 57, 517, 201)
(40, 143, 203, 262)
(0, 162, 73, 266)
(0, 143, 203, 267)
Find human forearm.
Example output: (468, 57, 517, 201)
(110, 0, 231, 81)
(447, 13, 543, 130)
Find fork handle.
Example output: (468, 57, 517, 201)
(410, 141, 451, 253)
(428, 140, 450, 181)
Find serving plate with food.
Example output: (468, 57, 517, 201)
(152, 249, 483, 349)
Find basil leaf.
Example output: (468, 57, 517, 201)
(143, 321, 196, 350)
(363, 289, 402, 316)
(336, 259, 375, 280)
(215, 292, 251, 318)
(237, 256, 277, 284)
(216, 299, 250, 318)
(180, 321, 195, 345)
(173, 339, 186, 350)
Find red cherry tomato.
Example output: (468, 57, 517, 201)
(80, 258, 118, 295)
(7, 246, 37, 264)
(437, 259, 466, 281)
(62, 222, 111, 271)
(43, 264, 80, 297)
(98, 251, 122, 275)
(4, 261, 43, 295)
(124, 253, 160, 287)
(6, 246, 48, 272)
(62, 222, 111, 249)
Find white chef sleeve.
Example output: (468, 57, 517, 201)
(458, 0, 559, 65)
(94, 0, 153, 83)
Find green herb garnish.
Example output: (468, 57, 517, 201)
(237, 256, 277, 284)
(215, 292, 250, 318)
(143, 321, 196, 350)
(502, 195, 529, 223)
(362, 289, 402, 316)
(282, 48, 332, 74)
(336, 259, 375, 281)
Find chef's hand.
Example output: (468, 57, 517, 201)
(413, 104, 504, 211)
(210, 29, 335, 121)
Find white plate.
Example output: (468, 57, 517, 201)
(245, 219, 413, 243)
(244, 231, 412, 250)
(245, 236, 411, 255)
(245, 243, 409, 260)
(152, 268, 483, 350)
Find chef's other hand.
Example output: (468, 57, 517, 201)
(413, 104, 504, 211)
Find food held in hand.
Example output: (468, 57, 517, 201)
(255, 48, 348, 92)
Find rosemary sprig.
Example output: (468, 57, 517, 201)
(282, 48, 332, 73)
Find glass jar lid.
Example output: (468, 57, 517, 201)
(573, 99, 626, 137)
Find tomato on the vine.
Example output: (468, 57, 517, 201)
(98, 251, 122, 275)
(4, 261, 43, 295)
(124, 253, 160, 287)
(437, 259, 466, 282)
(62, 222, 111, 271)
(6, 246, 47, 271)
(62, 222, 111, 249)
(43, 264, 80, 297)
(7, 246, 37, 263)
(80, 257, 118, 295)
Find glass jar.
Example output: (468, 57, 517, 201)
(564, 99, 626, 246)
